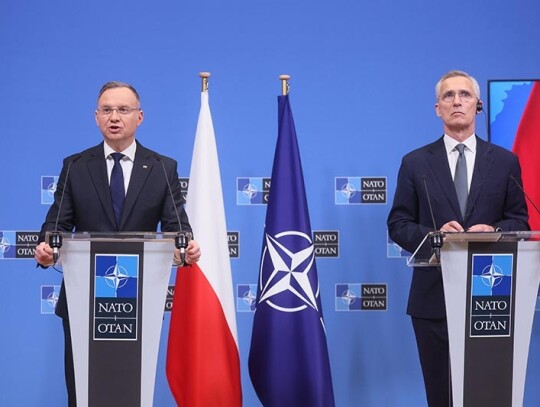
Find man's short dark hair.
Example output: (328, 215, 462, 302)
(97, 81, 140, 103)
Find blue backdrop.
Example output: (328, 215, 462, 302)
(2, 1, 540, 406)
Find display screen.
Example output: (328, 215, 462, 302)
(488, 80, 538, 149)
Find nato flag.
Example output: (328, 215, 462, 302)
(248, 95, 335, 407)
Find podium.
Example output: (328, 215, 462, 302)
(409, 231, 540, 407)
(50, 232, 179, 407)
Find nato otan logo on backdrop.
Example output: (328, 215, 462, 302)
(228, 231, 240, 258)
(313, 231, 339, 258)
(41, 285, 60, 314)
(165, 284, 175, 312)
(94, 254, 139, 340)
(179, 177, 189, 201)
(237, 177, 271, 205)
(470, 254, 513, 337)
(41, 176, 59, 204)
(387, 233, 411, 258)
(237, 284, 257, 312)
(335, 177, 387, 204)
(0, 231, 40, 259)
(335, 283, 387, 311)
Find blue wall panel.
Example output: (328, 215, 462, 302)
(2, 0, 540, 405)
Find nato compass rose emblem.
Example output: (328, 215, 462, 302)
(481, 262, 505, 291)
(341, 289, 358, 306)
(258, 230, 319, 313)
(47, 289, 59, 308)
(243, 183, 258, 200)
(340, 183, 357, 200)
(242, 289, 257, 308)
(46, 180, 57, 199)
(104, 262, 130, 292)
(0, 235, 11, 256)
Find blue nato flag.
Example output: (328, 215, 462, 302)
(248, 95, 335, 407)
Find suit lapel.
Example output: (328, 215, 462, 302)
(120, 143, 154, 229)
(86, 143, 117, 228)
(426, 137, 462, 219)
(467, 137, 494, 219)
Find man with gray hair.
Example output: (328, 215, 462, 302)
(387, 70, 529, 406)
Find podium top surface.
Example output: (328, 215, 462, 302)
(45, 231, 190, 242)
(407, 230, 537, 267)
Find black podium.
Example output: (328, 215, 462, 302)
(409, 231, 540, 407)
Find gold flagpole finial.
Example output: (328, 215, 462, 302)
(199, 72, 211, 92)
(279, 74, 290, 95)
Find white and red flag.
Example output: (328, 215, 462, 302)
(166, 90, 242, 406)
(513, 82, 540, 230)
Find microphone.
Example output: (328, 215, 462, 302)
(49, 155, 82, 264)
(509, 174, 540, 218)
(155, 154, 190, 265)
(422, 175, 443, 263)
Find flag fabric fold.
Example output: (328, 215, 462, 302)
(248, 94, 335, 407)
(512, 82, 540, 231)
(166, 91, 242, 407)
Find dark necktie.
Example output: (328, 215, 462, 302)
(110, 153, 125, 228)
(454, 144, 468, 217)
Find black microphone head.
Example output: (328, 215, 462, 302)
(49, 231, 62, 264)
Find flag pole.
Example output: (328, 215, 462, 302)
(279, 74, 290, 95)
(199, 72, 211, 92)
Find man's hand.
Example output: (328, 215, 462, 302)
(174, 239, 201, 265)
(35, 241, 54, 267)
(466, 224, 496, 232)
(440, 220, 465, 233)
(440, 221, 496, 233)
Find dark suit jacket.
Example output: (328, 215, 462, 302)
(387, 135, 529, 319)
(39, 141, 191, 318)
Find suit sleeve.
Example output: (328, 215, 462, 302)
(159, 160, 192, 234)
(38, 156, 77, 243)
(495, 155, 530, 232)
(387, 157, 432, 254)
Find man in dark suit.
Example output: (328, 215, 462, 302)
(34, 81, 201, 406)
(387, 70, 529, 406)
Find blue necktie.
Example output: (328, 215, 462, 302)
(110, 153, 125, 228)
(454, 144, 468, 217)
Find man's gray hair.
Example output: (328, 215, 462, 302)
(435, 70, 480, 100)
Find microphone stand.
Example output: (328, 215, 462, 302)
(429, 231, 443, 264)
(423, 175, 444, 264)
(175, 232, 190, 266)
(49, 231, 62, 264)
(48, 156, 81, 266)
(156, 153, 191, 266)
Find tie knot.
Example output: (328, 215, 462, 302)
(455, 144, 466, 154)
(111, 152, 124, 163)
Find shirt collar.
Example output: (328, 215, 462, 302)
(104, 140, 137, 161)
(443, 133, 476, 155)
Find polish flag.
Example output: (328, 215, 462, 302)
(166, 90, 242, 406)
(513, 82, 540, 231)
